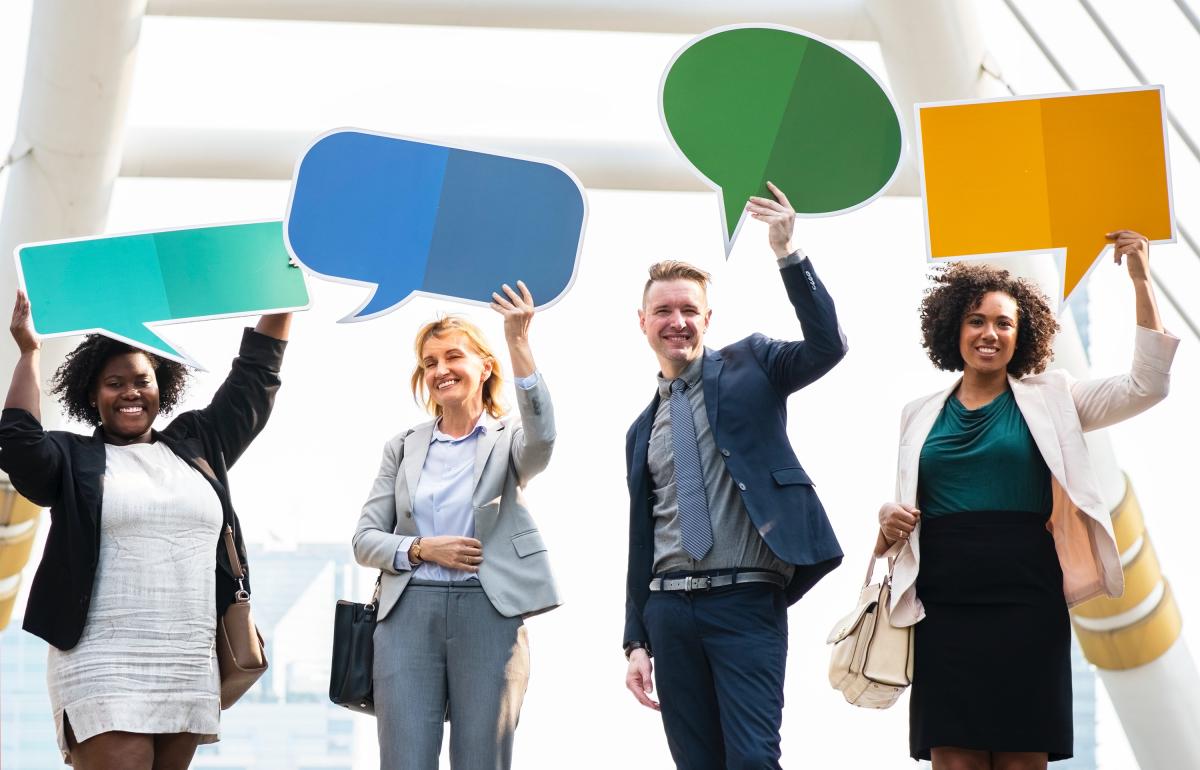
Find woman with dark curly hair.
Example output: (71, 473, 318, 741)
(875, 231, 1178, 770)
(0, 292, 291, 769)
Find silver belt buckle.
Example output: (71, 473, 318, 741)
(686, 575, 712, 592)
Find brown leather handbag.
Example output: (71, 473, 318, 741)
(216, 523, 268, 709)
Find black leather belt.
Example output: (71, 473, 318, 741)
(649, 571, 787, 593)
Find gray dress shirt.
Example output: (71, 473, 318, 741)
(648, 355, 794, 578)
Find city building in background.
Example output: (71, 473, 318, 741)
(1, 542, 371, 769)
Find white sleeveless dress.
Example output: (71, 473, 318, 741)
(46, 441, 224, 761)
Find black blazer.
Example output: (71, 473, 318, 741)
(0, 329, 285, 650)
(624, 259, 847, 648)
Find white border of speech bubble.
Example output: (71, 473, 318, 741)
(282, 127, 590, 323)
(13, 219, 313, 371)
(658, 22, 907, 259)
(914, 84, 1177, 308)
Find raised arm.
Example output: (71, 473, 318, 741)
(254, 312, 293, 342)
(491, 281, 554, 484)
(0, 292, 63, 506)
(1071, 232, 1178, 432)
(176, 314, 290, 466)
(6, 292, 41, 420)
(1108, 230, 1163, 333)
(746, 182, 849, 393)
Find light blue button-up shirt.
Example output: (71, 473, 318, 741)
(393, 372, 539, 579)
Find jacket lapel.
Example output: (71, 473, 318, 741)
(1008, 374, 1067, 482)
(903, 380, 958, 449)
(628, 396, 657, 497)
(79, 431, 108, 547)
(701, 348, 723, 436)
(472, 413, 505, 492)
(898, 380, 959, 505)
(403, 422, 435, 503)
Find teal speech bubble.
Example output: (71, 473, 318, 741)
(16, 221, 310, 368)
(660, 24, 904, 255)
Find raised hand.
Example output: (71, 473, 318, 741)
(1105, 229, 1164, 332)
(1106, 229, 1150, 282)
(10, 292, 40, 354)
(491, 280, 537, 378)
(490, 280, 535, 343)
(746, 181, 797, 259)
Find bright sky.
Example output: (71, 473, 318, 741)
(1, 2, 1198, 768)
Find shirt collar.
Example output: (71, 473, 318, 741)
(656, 354, 703, 399)
(431, 418, 487, 444)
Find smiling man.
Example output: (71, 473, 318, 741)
(622, 183, 849, 770)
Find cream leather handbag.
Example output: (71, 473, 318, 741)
(826, 544, 913, 708)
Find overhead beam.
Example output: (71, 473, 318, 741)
(145, 0, 878, 38)
(119, 126, 922, 196)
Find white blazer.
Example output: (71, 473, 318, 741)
(889, 326, 1179, 627)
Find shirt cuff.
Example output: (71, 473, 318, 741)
(514, 371, 540, 390)
(776, 247, 807, 269)
(393, 536, 417, 571)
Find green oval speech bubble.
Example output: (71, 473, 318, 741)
(661, 24, 904, 256)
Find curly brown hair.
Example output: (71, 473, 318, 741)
(919, 262, 1059, 376)
(49, 336, 191, 426)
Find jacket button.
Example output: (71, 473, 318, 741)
(406, 512, 413, 518)
(738, 482, 747, 491)
(720, 449, 731, 457)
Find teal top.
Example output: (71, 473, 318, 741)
(917, 389, 1053, 519)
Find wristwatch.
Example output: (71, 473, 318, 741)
(408, 537, 424, 566)
(624, 641, 650, 660)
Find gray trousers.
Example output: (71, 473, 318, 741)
(374, 579, 529, 770)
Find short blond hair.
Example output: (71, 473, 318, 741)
(410, 316, 507, 419)
(642, 260, 711, 306)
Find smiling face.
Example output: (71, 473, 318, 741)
(639, 278, 712, 378)
(92, 351, 161, 444)
(420, 332, 493, 416)
(959, 291, 1019, 375)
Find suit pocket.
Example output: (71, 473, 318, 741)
(511, 529, 547, 558)
(770, 467, 813, 486)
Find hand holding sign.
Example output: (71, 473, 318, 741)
(917, 87, 1175, 302)
(661, 24, 903, 256)
(10, 291, 40, 355)
(15, 221, 310, 368)
(285, 129, 587, 321)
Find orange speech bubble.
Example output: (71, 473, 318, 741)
(917, 87, 1175, 302)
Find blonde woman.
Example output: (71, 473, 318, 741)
(352, 281, 559, 769)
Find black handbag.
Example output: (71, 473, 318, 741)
(329, 574, 381, 715)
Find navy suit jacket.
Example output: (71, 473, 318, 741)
(624, 259, 847, 647)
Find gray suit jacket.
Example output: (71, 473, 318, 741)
(352, 374, 561, 620)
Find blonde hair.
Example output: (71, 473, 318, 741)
(643, 260, 712, 305)
(410, 316, 507, 419)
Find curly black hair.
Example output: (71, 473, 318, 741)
(49, 336, 191, 426)
(919, 262, 1060, 377)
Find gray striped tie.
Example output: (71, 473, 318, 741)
(670, 378, 713, 560)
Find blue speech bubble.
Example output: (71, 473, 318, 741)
(284, 129, 588, 320)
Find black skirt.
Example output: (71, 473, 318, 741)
(909, 510, 1073, 761)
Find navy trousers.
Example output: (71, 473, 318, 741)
(643, 582, 789, 770)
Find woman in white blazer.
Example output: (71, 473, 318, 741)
(352, 281, 560, 770)
(876, 231, 1178, 770)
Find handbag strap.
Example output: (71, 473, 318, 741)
(862, 541, 904, 587)
(221, 524, 249, 599)
(365, 573, 383, 612)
